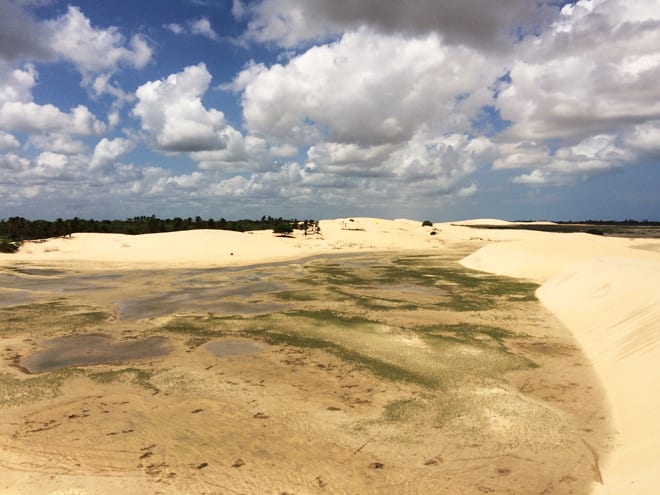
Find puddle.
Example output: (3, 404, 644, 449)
(20, 334, 171, 373)
(118, 283, 286, 320)
(205, 339, 269, 357)
(13, 268, 68, 277)
(0, 272, 120, 292)
(0, 289, 34, 306)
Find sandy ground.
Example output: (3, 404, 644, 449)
(1, 217, 659, 493)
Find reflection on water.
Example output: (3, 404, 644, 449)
(119, 299, 285, 320)
(205, 339, 269, 357)
(20, 334, 171, 373)
(0, 289, 33, 306)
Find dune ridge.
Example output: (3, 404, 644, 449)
(461, 232, 660, 494)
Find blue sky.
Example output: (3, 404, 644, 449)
(1, 0, 659, 221)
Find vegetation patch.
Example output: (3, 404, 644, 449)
(0, 300, 112, 336)
(273, 290, 317, 301)
(284, 309, 374, 327)
(0, 369, 84, 407)
(383, 398, 426, 422)
(244, 328, 441, 388)
(88, 367, 158, 394)
(161, 314, 231, 337)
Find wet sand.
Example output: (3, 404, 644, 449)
(0, 245, 612, 494)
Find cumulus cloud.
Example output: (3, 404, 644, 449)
(90, 137, 135, 171)
(0, 130, 19, 150)
(133, 63, 239, 153)
(233, 30, 494, 147)
(1, 64, 108, 141)
(190, 17, 219, 41)
(27, 133, 87, 154)
(511, 135, 635, 185)
(164, 23, 185, 35)
(46, 6, 152, 74)
(164, 17, 219, 41)
(0, 65, 105, 135)
(1, 3, 152, 74)
(225, 28, 500, 198)
(235, 0, 560, 50)
(498, 0, 660, 143)
(624, 120, 660, 157)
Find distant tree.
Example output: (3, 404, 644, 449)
(422, 220, 433, 227)
(273, 222, 294, 236)
(0, 239, 20, 253)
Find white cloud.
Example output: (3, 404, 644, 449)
(0, 130, 19, 150)
(164, 18, 219, 41)
(498, 0, 660, 143)
(493, 142, 551, 170)
(27, 133, 87, 154)
(511, 135, 634, 185)
(90, 137, 135, 171)
(46, 6, 152, 74)
(91, 73, 132, 102)
(164, 23, 184, 35)
(624, 120, 660, 157)
(133, 63, 238, 153)
(0, 101, 105, 135)
(190, 17, 219, 41)
(0, 63, 37, 103)
(234, 30, 494, 147)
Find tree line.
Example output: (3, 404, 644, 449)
(0, 215, 321, 252)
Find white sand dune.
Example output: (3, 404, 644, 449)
(462, 232, 660, 494)
(1, 218, 449, 268)
(2, 218, 660, 493)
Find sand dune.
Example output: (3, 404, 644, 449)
(462, 231, 660, 494)
(3, 218, 660, 493)
(1, 218, 458, 269)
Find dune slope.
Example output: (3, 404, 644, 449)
(462, 235, 660, 494)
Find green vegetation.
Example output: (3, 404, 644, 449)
(273, 290, 317, 301)
(383, 398, 426, 422)
(0, 300, 112, 336)
(245, 327, 441, 387)
(0, 369, 84, 407)
(88, 367, 158, 393)
(284, 309, 374, 327)
(273, 221, 294, 235)
(422, 220, 433, 227)
(0, 215, 318, 241)
(0, 238, 20, 253)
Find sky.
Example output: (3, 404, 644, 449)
(1, 0, 659, 221)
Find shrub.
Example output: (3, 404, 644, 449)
(422, 220, 433, 227)
(0, 239, 20, 253)
(273, 222, 294, 235)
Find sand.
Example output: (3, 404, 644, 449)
(462, 230, 660, 494)
(2, 217, 660, 493)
